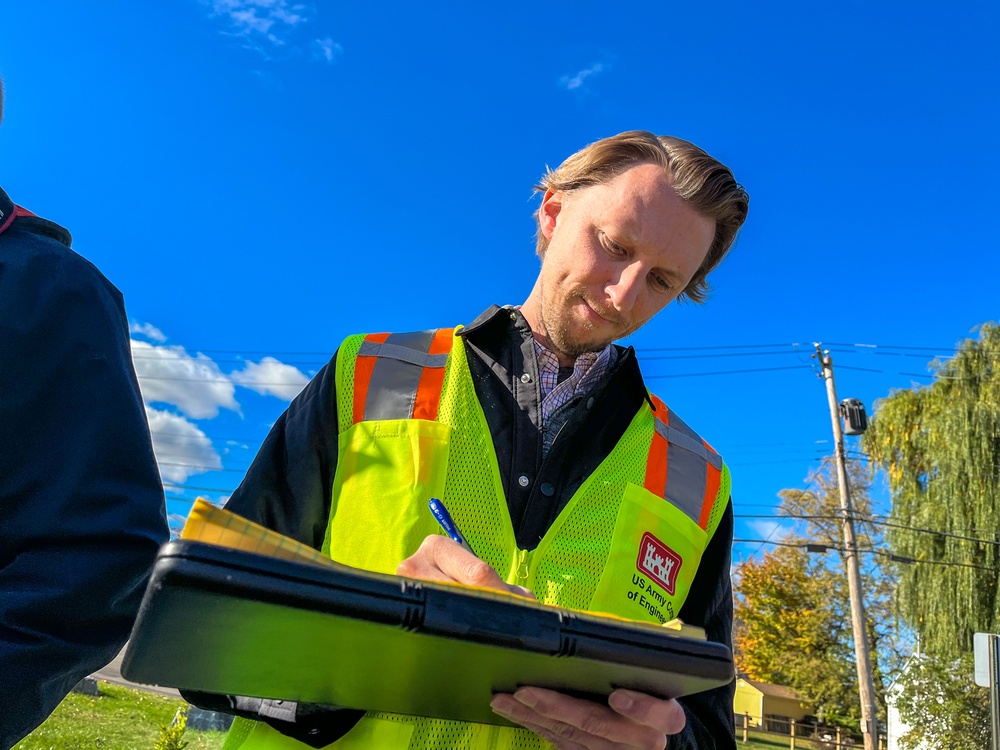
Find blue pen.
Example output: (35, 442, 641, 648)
(428, 498, 476, 555)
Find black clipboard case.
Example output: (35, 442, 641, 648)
(122, 541, 734, 726)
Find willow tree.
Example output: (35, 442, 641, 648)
(864, 323, 1000, 656)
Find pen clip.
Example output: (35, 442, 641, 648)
(428, 498, 475, 555)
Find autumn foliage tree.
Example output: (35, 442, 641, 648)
(734, 459, 904, 729)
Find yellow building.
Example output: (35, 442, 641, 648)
(733, 676, 811, 727)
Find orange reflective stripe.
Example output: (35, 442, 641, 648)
(644, 395, 669, 497)
(352, 332, 390, 425)
(698, 462, 723, 531)
(412, 328, 455, 421)
(427, 327, 454, 356)
(644, 429, 668, 497)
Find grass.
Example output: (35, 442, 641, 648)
(15, 682, 226, 750)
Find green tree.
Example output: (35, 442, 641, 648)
(779, 459, 908, 707)
(864, 323, 1000, 656)
(893, 653, 990, 750)
(735, 458, 906, 730)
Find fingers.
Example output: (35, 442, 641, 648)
(608, 690, 686, 735)
(507, 584, 537, 599)
(397, 535, 534, 598)
(491, 688, 680, 750)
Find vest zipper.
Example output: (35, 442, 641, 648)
(512, 548, 533, 588)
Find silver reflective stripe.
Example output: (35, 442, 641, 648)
(357, 341, 449, 368)
(362, 330, 446, 421)
(653, 419, 723, 470)
(665, 438, 707, 524)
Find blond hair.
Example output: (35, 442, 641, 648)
(534, 130, 749, 304)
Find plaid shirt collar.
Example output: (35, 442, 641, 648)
(532, 339, 615, 425)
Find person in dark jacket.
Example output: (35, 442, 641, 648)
(0, 78, 169, 749)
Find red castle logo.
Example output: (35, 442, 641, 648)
(636, 532, 682, 595)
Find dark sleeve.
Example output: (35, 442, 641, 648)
(182, 355, 365, 747)
(0, 230, 169, 748)
(223, 357, 340, 549)
(670, 499, 736, 750)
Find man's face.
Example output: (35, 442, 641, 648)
(521, 163, 715, 364)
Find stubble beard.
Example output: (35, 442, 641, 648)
(540, 288, 628, 360)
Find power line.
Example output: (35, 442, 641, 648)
(156, 461, 248, 474)
(162, 481, 238, 493)
(150, 429, 262, 445)
(733, 538, 1000, 572)
(137, 374, 306, 386)
(645, 365, 809, 379)
(737, 512, 1000, 547)
(126, 339, 997, 360)
(640, 350, 803, 362)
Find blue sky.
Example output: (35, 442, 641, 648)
(2, 1, 998, 560)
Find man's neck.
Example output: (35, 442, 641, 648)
(517, 299, 579, 368)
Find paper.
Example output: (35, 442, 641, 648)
(181, 497, 335, 569)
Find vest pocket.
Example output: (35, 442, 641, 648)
(327, 419, 453, 573)
(588, 483, 708, 625)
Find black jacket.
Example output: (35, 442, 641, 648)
(0, 189, 169, 749)
(197, 305, 735, 749)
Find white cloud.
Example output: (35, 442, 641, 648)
(560, 62, 605, 91)
(146, 407, 223, 484)
(313, 37, 343, 63)
(230, 356, 309, 401)
(203, 0, 334, 53)
(747, 520, 791, 543)
(131, 339, 240, 419)
(130, 321, 167, 343)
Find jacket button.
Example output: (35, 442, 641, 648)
(540, 482, 555, 497)
(518, 475, 530, 488)
(520, 373, 531, 383)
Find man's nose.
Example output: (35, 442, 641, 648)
(606, 263, 643, 314)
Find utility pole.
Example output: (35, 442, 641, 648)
(815, 344, 879, 750)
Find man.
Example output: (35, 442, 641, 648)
(0, 78, 169, 748)
(193, 130, 748, 749)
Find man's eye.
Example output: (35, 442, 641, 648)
(650, 274, 672, 292)
(602, 233, 626, 256)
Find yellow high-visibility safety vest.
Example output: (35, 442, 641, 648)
(225, 328, 731, 750)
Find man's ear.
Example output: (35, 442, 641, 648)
(538, 189, 563, 241)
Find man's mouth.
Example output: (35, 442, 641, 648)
(580, 295, 624, 328)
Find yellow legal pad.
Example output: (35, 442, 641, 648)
(181, 497, 333, 568)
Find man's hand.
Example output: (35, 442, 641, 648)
(396, 535, 535, 599)
(490, 687, 685, 750)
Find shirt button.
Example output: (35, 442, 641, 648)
(540, 482, 556, 497)
(520, 373, 531, 383)
(586, 397, 595, 409)
(518, 475, 530, 488)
